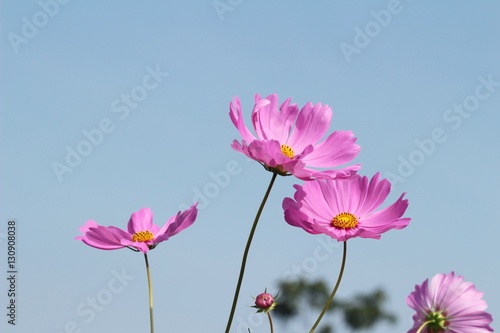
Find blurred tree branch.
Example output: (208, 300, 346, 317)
(273, 278, 396, 332)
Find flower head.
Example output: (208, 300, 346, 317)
(282, 172, 409, 241)
(252, 290, 278, 313)
(75, 204, 198, 253)
(406, 272, 493, 333)
(230, 93, 360, 180)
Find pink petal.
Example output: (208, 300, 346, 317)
(355, 173, 391, 216)
(77, 220, 99, 234)
(230, 139, 246, 154)
(120, 239, 150, 253)
(320, 225, 365, 242)
(252, 93, 298, 143)
(283, 205, 320, 235)
(360, 193, 410, 235)
(242, 139, 306, 174)
(75, 221, 130, 250)
(251, 94, 274, 139)
(301, 130, 360, 168)
(156, 203, 198, 242)
(295, 165, 361, 180)
(246, 139, 285, 167)
(229, 96, 256, 143)
(297, 181, 335, 221)
(127, 208, 154, 234)
(288, 102, 332, 153)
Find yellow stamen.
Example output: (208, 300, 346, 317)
(281, 144, 294, 158)
(332, 212, 358, 229)
(132, 230, 154, 242)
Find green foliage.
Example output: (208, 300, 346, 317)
(274, 278, 396, 331)
(274, 279, 338, 318)
(342, 289, 396, 330)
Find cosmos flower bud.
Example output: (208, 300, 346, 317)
(255, 292, 274, 308)
(252, 290, 278, 313)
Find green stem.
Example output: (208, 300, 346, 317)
(416, 320, 433, 333)
(309, 241, 347, 333)
(225, 172, 278, 333)
(144, 253, 155, 333)
(267, 312, 274, 333)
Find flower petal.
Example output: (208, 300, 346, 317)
(252, 93, 298, 143)
(229, 96, 256, 143)
(288, 102, 332, 153)
(283, 203, 321, 235)
(301, 130, 360, 168)
(251, 94, 273, 140)
(127, 208, 154, 234)
(294, 165, 361, 180)
(353, 173, 391, 216)
(155, 203, 198, 242)
(75, 220, 130, 250)
(360, 193, 410, 234)
(120, 239, 150, 253)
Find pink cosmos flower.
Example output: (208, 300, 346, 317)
(406, 272, 493, 333)
(76, 204, 198, 253)
(230, 93, 360, 180)
(282, 173, 409, 241)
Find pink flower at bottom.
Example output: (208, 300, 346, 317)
(75, 204, 198, 253)
(283, 172, 410, 241)
(406, 272, 493, 333)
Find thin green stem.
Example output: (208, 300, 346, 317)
(416, 320, 433, 333)
(309, 241, 347, 333)
(267, 312, 274, 333)
(144, 253, 155, 333)
(225, 172, 278, 333)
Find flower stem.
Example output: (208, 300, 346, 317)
(267, 312, 274, 333)
(144, 253, 155, 333)
(225, 172, 278, 333)
(309, 241, 347, 333)
(416, 320, 433, 333)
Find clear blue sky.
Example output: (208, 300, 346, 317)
(1, 1, 499, 332)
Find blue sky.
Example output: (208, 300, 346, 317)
(1, 1, 499, 332)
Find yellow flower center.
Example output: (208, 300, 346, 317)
(281, 144, 295, 158)
(131, 230, 154, 242)
(332, 212, 358, 229)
